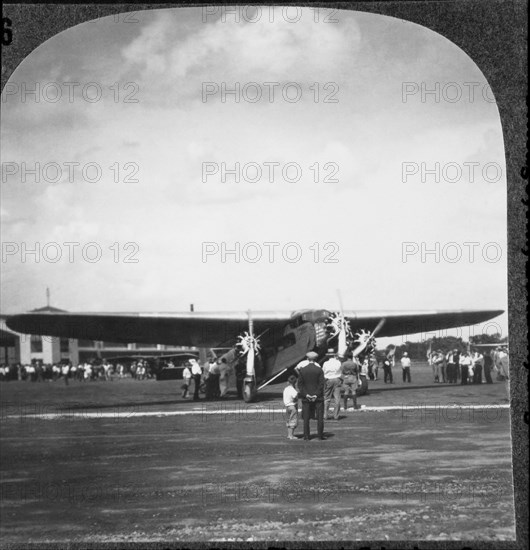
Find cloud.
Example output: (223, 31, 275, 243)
(0, 7, 507, 325)
(120, 10, 361, 104)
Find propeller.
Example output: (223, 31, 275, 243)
(236, 310, 261, 378)
(326, 311, 352, 339)
(352, 317, 386, 358)
(325, 290, 355, 358)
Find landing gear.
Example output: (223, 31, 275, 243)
(243, 376, 257, 402)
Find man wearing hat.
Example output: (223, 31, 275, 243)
(341, 353, 360, 410)
(496, 347, 509, 380)
(297, 351, 325, 440)
(483, 349, 494, 384)
(294, 351, 318, 373)
(400, 352, 412, 383)
(190, 359, 202, 401)
(322, 349, 343, 420)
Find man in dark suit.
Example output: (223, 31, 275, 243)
(483, 351, 494, 384)
(297, 351, 325, 440)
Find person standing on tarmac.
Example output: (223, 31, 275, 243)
(283, 375, 299, 440)
(383, 354, 394, 384)
(358, 356, 369, 395)
(182, 362, 192, 398)
(190, 359, 202, 401)
(400, 352, 412, 383)
(298, 351, 325, 441)
(341, 354, 360, 410)
(323, 349, 343, 420)
(218, 358, 230, 398)
(234, 358, 247, 399)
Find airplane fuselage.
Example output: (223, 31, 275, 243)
(250, 309, 333, 385)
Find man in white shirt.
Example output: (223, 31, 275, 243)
(322, 350, 342, 420)
(472, 351, 484, 384)
(357, 357, 369, 396)
(283, 375, 299, 440)
(207, 360, 220, 400)
(61, 363, 70, 385)
(182, 363, 192, 398)
(84, 363, 92, 381)
(26, 364, 34, 381)
(459, 352, 472, 385)
(52, 364, 60, 381)
(401, 352, 411, 383)
(102, 362, 111, 381)
(190, 359, 202, 401)
(496, 348, 509, 380)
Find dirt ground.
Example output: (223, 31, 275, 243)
(0, 364, 515, 544)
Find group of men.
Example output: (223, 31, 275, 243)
(282, 344, 511, 441)
(181, 357, 232, 401)
(0, 361, 120, 384)
(284, 349, 366, 441)
(428, 347, 509, 384)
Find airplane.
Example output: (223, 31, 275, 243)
(6, 307, 503, 402)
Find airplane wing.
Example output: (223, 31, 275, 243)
(6, 309, 503, 348)
(5, 311, 292, 348)
(342, 309, 504, 339)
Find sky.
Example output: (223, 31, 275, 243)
(0, 6, 508, 341)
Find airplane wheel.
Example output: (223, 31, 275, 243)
(243, 378, 257, 402)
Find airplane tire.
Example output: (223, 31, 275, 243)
(243, 379, 257, 402)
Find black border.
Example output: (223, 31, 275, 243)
(1, 2, 528, 549)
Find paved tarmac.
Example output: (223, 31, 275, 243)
(0, 366, 515, 544)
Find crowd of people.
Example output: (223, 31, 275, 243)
(281, 345, 510, 441)
(180, 357, 235, 401)
(285, 349, 364, 440)
(0, 360, 155, 383)
(1, 346, 510, 403)
(428, 347, 509, 384)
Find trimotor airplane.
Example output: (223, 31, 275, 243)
(6, 307, 503, 401)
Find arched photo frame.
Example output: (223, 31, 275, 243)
(1, 3, 527, 548)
